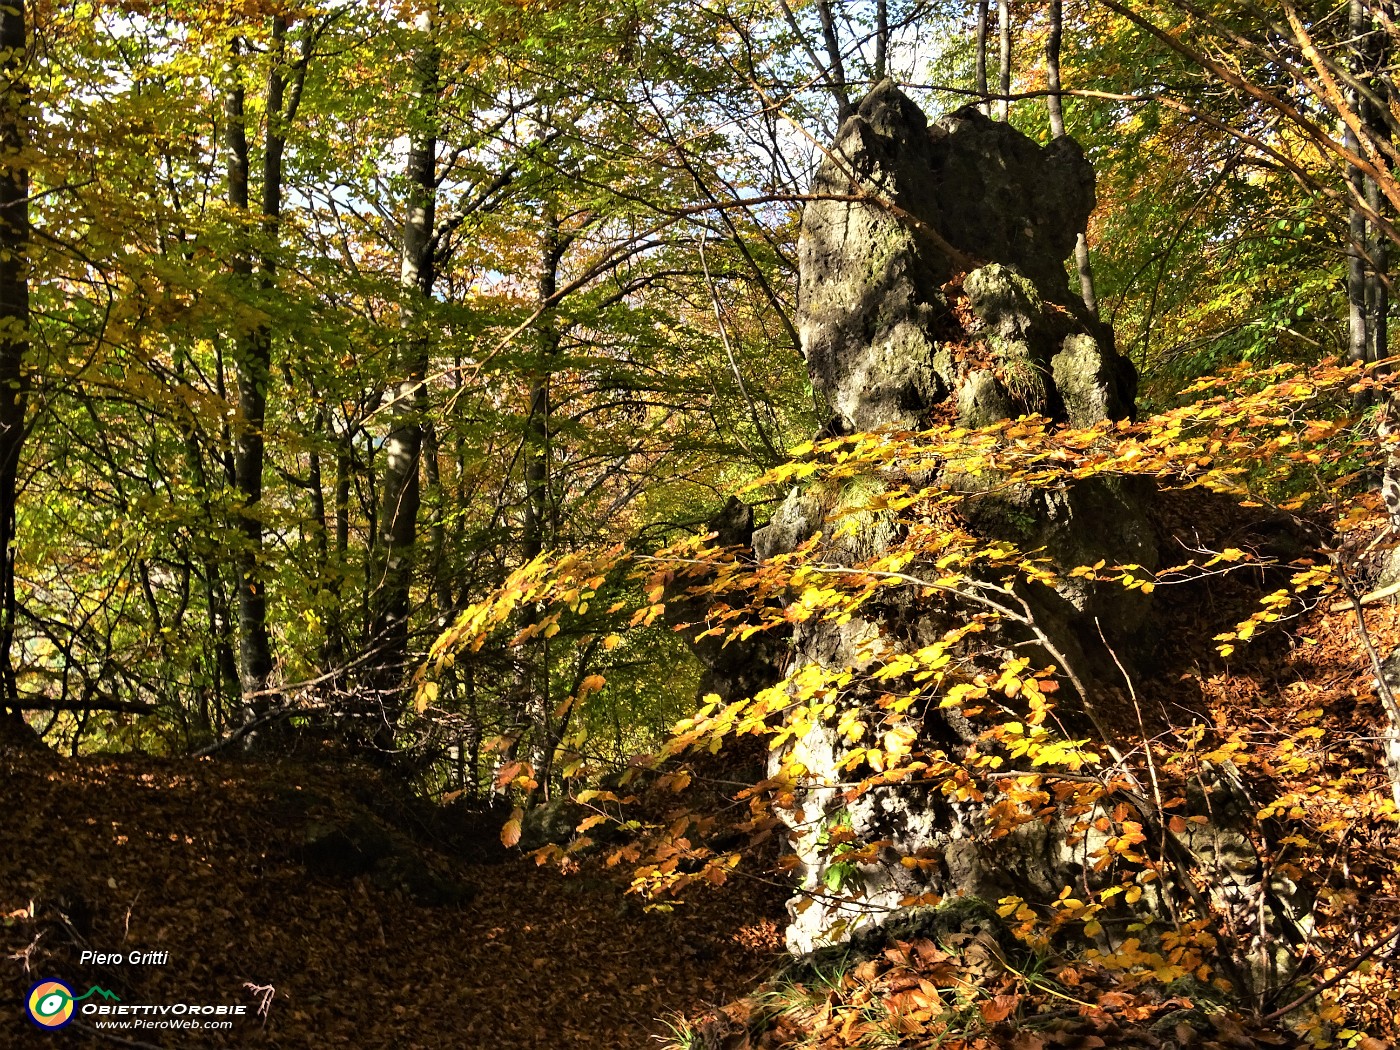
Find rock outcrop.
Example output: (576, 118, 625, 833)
(758, 83, 1305, 991)
(798, 80, 1134, 434)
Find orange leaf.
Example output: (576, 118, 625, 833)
(978, 994, 1019, 1023)
(501, 807, 524, 848)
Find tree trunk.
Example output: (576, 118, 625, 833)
(522, 217, 563, 567)
(224, 20, 310, 731)
(323, 421, 351, 676)
(1363, 9, 1390, 362)
(1046, 0, 1099, 315)
(0, 0, 28, 727)
(997, 0, 1011, 121)
(423, 421, 451, 614)
(975, 0, 989, 115)
(519, 216, 566, 786)
(874, 0, 887, 82)
(1348, 0, 1372, 364)
(1369, 172, 1389, 360)
(815, 0, 852, 120)
(370, 7, 439, 742)
(225, 49, 274, 716)
(1046, 0, 1065, 139)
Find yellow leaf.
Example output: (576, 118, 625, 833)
(415, 680, 439, 713)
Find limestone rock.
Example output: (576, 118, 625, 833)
(959, 473, 1159, 644)
(932, 109, 1097, 309)
(797, 80, 1133, 434)
(753, 488, 823, 561)
(963, 263, 1052, 347)
(520, 795, 584, 851)
(956, 369, 1017, 429)
(799, 84, 950, 431)
(765, 83, 1300, 997)
(1052, 332, 1137, 426)
(668, 497, 786, 703)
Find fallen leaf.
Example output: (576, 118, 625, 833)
(979, 993, 1020, 1023)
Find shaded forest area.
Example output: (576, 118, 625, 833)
(5, 0, 1400, 1047)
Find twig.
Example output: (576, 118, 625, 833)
(1327, 577, 1400, 610)
(1330, 553, 1400, 807)
(1261, 922, 1400, 1022)
(1096, 616, 1176, 929)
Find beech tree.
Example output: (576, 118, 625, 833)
(0, 0, 26, 726)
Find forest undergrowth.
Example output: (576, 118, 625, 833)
(655, 527, 1400, 1050)
(4, 556, 1399, 1049)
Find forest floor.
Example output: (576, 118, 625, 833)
(6, 515, 1400, 1050)
(0, 746, 788, 1048)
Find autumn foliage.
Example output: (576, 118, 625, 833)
(425, 355, 1400, 1045)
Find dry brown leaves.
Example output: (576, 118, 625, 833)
(0, 750, 785, 1048)
(671, 929, 1328, 1050)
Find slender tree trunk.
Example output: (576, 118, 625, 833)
(1046, 0, 1099, 314)
(308, 415, 326, 576)
(422, 421, 451, 614)
(874, 0, 887, 82)
(975, 0, 989, 115)
(1369, 172, 1390, 361)
(308, 402, 339, 690)
(1348, 0, 1371, 364)
(171, 350, 240, 727)
(0, 0, 29, 727)
(522, 217, 563, 567)
(815, 0, 853, 120)
(370, 8, 439, 744)
(519, 216, 565, 786)
(225, 50, 274, 716)
(998, 0, 1011, 121)
(774, 0, 850, 122)
(1046, 0, 1065, 139)
(322, 422, 351, 675)
(1363, 9, 1390, 362)
(1348, 158, 1370, 362)
(224, 21, 309, 732)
